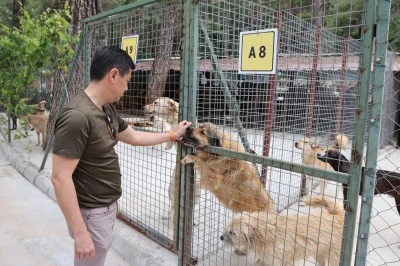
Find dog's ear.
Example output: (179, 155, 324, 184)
(311, 143, 319, 149)
(167, 99, 179, 113)
(209, 136, 222, 147)
(247, 225, 264, 247)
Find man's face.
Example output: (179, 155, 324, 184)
(113, 69, 132, 101)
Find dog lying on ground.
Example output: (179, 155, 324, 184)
(181, 122, 275, 213)
(318, 150, 400, 215)
(220, 195, 344, 266)
(295, 134, 348, 195)
(142, 97, 201, 221)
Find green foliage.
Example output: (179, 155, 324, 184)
(324, 0, 364, 38)
(389, 2, 400, 51)
(0, 3, 79, 115)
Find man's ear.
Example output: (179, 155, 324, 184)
(109, 68, 119, 82)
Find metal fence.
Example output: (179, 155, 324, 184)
(1, 0, 400, 265)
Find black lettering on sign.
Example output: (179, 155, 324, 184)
(248, 47, 256, 58)
(259, 46, 266, 58)
(248, 46, 267, 58)
(125, 46, 134, 54)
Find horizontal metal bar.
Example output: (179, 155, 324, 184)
(84, 0, 160, 24)
(197, 146, 350, 184)
(117, 214, 175, 251)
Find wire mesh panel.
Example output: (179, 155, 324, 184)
(181, 0, 372, 265)
(0, 50, 80, 171)
(0, 88, 52, 169)
(84, 0, 184, 250)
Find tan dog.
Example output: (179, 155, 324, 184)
(144, 97, 179, 125)
(181, 122, 275, 213)
(27, 114, 48, 148)
(220, 195, 344, 266)
(34, 100, 47, 115)
(295, 134, 348, 195)
(144, 97, 180, 150)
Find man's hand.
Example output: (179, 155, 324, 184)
(174, 120, 192, 139)
(74, 230, 96, 260)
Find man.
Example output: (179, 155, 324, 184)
(51, 46, 191, 265)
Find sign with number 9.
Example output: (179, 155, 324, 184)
(121, 35, 139, 63)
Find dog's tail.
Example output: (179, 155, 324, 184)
(334, 134, 348, 151)
(303, 195, 344, 215)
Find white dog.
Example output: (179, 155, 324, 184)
(221, 195, 344, 266)
(144, 97, 201, 222)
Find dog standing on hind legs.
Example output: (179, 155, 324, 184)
(181, 122, 275, 213)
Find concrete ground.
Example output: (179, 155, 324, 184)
(0, 148, 177, 266)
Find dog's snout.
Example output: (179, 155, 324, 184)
(184, 126, 193, 135)
(220, 235, 225, 241)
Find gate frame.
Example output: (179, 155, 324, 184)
(178, 1, 376, 265)
(355, 0, 391, 264)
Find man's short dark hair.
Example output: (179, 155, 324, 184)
(90, 46, 136, 81)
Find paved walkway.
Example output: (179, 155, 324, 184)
(0, 151, 129, 266)
(0, 149, 176, 266)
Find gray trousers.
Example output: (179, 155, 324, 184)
(68, 201, 118, 266)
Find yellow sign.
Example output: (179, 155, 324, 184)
(121, 35, 139, 63)
(239, 29, 278, 74)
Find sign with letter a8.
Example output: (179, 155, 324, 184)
(121, 35, 139, 63)
(238, 29, 278, 74)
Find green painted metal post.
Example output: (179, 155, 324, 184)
(341, 0, 376, 264)
(84, 0, 160, 24)
(190, 6, 199, 126)
(355, 0, 391, 264)
(178, 0, 196, 264)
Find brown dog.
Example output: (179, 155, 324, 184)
(220, 195, 344, 266)
(27, 114, 47, 148)
(295, 134, 348, 195)
(181, 122, 275, 213)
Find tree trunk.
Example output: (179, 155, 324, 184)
(146, 4, 178, 104)
(69, 0, 101, 34)
(314, 0, 323, 28)
(44, 0, 101, 150)
(11, 0, 25, 28)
